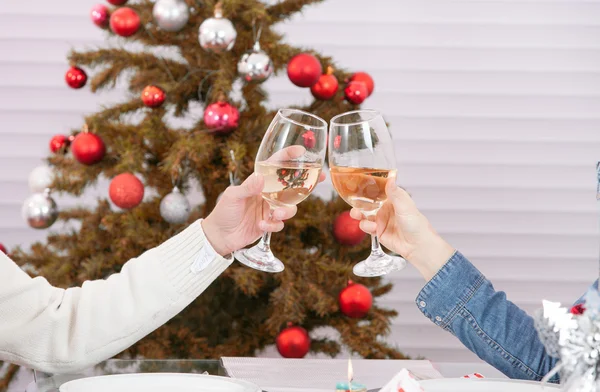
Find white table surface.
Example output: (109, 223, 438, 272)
(221, 358, 508, 392)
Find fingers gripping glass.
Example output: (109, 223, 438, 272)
(234, 109, 327, 273)
(328, 110, 406, 277)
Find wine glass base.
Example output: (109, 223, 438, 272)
(353, 255, 406, 277)
(234, 247, 285, 273)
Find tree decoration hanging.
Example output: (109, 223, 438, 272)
(110, 7, 140, 37)
(311, 66, 339, 100)
(198, 2, 236, 53)
(153, 0, 189, 32)
(237, 21, 273, 83)
(71, 124, 106, 165)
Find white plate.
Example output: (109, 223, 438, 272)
(420, 378, 559, 392)
(59, 373, 262, 392)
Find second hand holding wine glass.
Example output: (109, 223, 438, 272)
(234, 108, 327, 273)
(329, 109, 407, 277)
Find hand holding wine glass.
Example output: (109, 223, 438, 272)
(328, 109, 406, 277)
(234, 109, 327, 273)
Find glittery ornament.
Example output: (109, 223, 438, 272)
(22, 189, 58, 229)
(153, 0, 189, 32)
(198, 3, 236, 53)
(109, 173, 144, 209)
(28, 165, 55, 194)
(160, 187, 191, 224)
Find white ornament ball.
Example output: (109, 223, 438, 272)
(160, 187, 191, 224)
(28, 165, 55, 194)
(198, 15, 237, 53)
(22, 190, 58, 229)
(153, 0, 190, 32)
(237, 45, 274, 83)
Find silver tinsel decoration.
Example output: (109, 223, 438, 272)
(237, 42, 273, 83)
(153, 0, 190, 32)
(160, 186, 191, 224)
(533, 162, 600, 392)
(22, 189, 58, 229)
(198, 6, 236, 53)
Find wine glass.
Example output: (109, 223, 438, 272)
(328, 109, 407, 277)
(234, 108, 327, 273)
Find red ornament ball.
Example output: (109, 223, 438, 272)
(110, 7, 140, 37)
(50, 135, 71, 154)
(571, 303, 586, 315)
(333, 211, 366, 246)
(344, 81, 368, 105)
(276, 324, 310, 358)
(65, 66, 87, 89)
(109, 173, 144, 209)
(311, 73, 338, 100)
(204, 101, 240, 134)
(0, 243, 7, 255)
(141, 85, 166, 108)
(339, 280, 373, 318)
(287, 54, 322, 88)
(90, 4, 110, 28)
(71, 132, 106, 165)
(302, 130, 316, 149)
(349, 72, 375, 96)
(107, 0, 128, 5)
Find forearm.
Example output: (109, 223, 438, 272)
(416, 252, 558, 381)
(0, 220, 232, 374)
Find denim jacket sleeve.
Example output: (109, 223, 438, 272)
(415, 251, 560, 381)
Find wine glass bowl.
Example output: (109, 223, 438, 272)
(329, 109, 406, 277)
(234, 109, 327, 273)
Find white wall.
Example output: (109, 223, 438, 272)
(2, 0, 600, 375)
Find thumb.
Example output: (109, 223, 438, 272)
(227, 173, 264, 200)
(385, 178, 415, 215)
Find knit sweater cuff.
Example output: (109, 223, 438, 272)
(156, 219, 233, 297)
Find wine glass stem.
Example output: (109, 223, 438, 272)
(371, 234, 385, 257)
(257, 209, 274, 252)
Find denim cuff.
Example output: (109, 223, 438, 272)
(415, 251, 486, 330)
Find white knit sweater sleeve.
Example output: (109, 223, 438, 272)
(0, 220, 233, 374)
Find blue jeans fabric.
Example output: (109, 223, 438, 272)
(415, 251, 594, 381)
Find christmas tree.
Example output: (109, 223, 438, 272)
(4, 0, 404, 387)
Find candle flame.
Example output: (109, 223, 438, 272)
(348, 357, 353, 383)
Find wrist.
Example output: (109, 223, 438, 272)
(201, 217, 231, 257)
(407, 232, 455, 282)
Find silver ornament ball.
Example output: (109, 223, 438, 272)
(160, 187, 191, 224)
(237, 45, 274, 83)
(199, 15, 236, 53)
(22, 190, 58, 229)
(153, 0, 190, 32)
(28, 165, 55, 193)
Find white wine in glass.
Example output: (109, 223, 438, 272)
(329, 110, 406, 277)
(234, 109, 327, 273)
